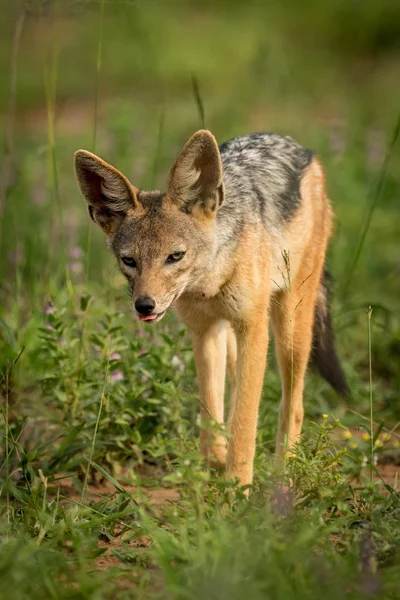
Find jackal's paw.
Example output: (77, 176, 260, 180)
(200, 434, 227, 469)
(226, 457, 253, 494)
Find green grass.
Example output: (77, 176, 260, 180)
(1, 1, 400, 598)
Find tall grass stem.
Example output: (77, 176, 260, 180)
(367, 306, 374, 483)
(191, 75, 206, 129)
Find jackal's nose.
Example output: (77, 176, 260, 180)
(135, 296, 156, 316)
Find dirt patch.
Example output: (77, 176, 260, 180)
(54, 468, 180, 506)
(376, 462, 400, 488)
(50, 467, 180, 584)
(96, 533, 151, 570)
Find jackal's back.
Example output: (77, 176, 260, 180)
(218, 133, 313, 233)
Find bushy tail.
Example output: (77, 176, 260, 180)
(310, 270, 350, 397)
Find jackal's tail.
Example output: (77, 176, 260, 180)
(310, 270, 350, 396)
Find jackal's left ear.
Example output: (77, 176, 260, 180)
(167, 130, 224, 215)
(74, 150, 140, 235)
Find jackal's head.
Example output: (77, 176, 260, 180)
(74, 130, 223, 323)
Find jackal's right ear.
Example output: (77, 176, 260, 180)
(74, 150, 139, 235)
(167, 130, 224, 216)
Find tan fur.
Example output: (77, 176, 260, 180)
(74, 132, 334, 492)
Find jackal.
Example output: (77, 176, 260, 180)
(74, 130, 348, 489)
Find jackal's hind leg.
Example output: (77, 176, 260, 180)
(272, 271, 321, 458)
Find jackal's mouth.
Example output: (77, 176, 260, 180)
(138, 310, 166, 323)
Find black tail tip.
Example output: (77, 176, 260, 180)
(310, 345, 350, 398)
(311, 270, 350, 397)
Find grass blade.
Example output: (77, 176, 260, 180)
(191, 74, 205, 129)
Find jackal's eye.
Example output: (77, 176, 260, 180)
(166, 251, 186, 264)
(121, 256, 137, 268)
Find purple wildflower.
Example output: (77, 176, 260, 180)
(172, 355, 185, 372)
(110, 370, 124, 382)
(68, 246, 83, 260)
(43, 305, 54, 314)
(110, 352, 121, 361)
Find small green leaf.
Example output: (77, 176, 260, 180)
(373, 421, 385, 443)
(80, 294, 92, 312)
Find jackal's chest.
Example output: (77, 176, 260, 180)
(175, 280, 256, 328)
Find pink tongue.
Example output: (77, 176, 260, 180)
(139, 313, 158, 322)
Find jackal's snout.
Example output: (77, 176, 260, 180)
(135, 296, 156, 316)
(133, 294, 166, 323)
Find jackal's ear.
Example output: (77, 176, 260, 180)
(167, 130, 224, 216)
(74, 150, 139, 235)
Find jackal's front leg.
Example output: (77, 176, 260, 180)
(192, 320, 228, 468)
(227, 318, 269, 487)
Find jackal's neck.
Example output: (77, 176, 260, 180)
(187, 231, 236, 298)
